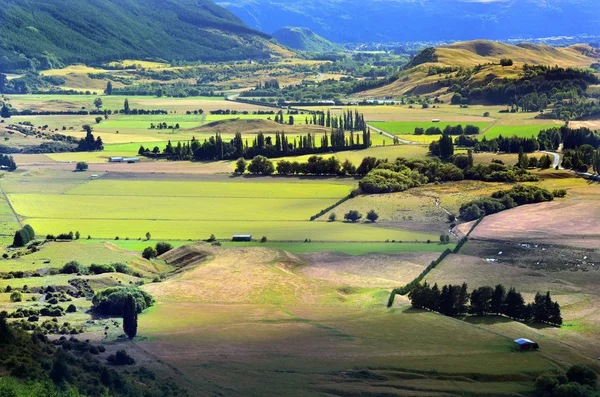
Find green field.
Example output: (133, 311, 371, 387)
(371, 121, 491, 135)
(480, 124, 559, 140)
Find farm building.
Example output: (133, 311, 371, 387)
(123, 157, 140, 163)
(109, 156, 124, 163)
(432, 119, 441, 123)
(514, 338, 539, 351)
(232, 235, 252, 242)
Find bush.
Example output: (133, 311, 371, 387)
(566, 364, 597, 387)
(10, 291, 23, 302)
(91, 287, 154, 315)
(142, 247, 157, 260)
(260, 236, 267, 243)
(366, 210, 379, 223)
(89, 263, 116, 274)
(107, 350, 135, 365)
(66, 304, 77, 313)
(328, 213, 337, 222)
(155, 242, 173, 256)
(344, 210, 362, 223)
(60, 261, 85, 274)
(113, 263, 130, 274)
(75, 162, 88, 172)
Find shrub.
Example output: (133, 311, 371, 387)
(142, 247, 157, 260)
(89, 263, 116, 274)
(566, 364, 597, 387)
(75, 162, 88, 172)
(260, 236, 267, 243)
(66, 304, 77, 313)
(155, 242, 173, 256)
(10, 291, 23, 302)
(107, 350, 135, 365)
(89, 346, 100, 355)
(113, 263, 131, 274)
(91, 287, 154, 315)
(366, 210, 379, 223)
(60, 261, 85, 274)
(328, 213, 337, 222)
(344, 210, 362, 223)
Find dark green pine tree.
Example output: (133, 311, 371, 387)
(124, 98, 130, 114)
(122, 294, 138, 339)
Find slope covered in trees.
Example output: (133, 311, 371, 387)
(0, 0, 273, 71)
(272, 27, 341, 53)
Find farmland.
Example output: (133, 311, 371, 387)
(1, 43, 600, 397)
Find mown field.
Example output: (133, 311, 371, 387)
(2, 171, 439, 242)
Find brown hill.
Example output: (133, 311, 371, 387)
(360, 40, 600, 99)
(187, 118, 329, 135)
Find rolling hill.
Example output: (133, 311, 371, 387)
(272, 27, 341, 53)
(0, 0, 274, 71)
(218, 0, 600, 44)
(360, 40, 600, 98)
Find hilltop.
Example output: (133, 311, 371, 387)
(361, 40, 600, 99)
(0, 0, 273, 71)
(272, 27, 341, 53)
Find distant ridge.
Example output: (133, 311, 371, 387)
(272, 27, 341, 53)
(0, 0, 274, 71)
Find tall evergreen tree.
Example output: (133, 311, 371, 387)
(122, 294, 138, 339)
(124, 98, 130, 114)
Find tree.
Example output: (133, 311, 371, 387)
(93, 97, 103, 110)
(95, 116, 103, 124)
(75, 162, 88, 171)
(467, 149, 474, 168)
(0, 105, 10, 119)
(366, 210, 379, 223)
(142, 247, 157, 260)
(82, 124, 93, 134)
(122, 294, 138, 339)
(248, 156, 274, 175)
(10, 290, 23, 302)
(155, 242, 173, 255)
(517, 147, 529, 169)
(438, 133, 454, 159)
(235, 158, 247, 174)
(566, 364, 597, 387)
(491, 284, 506, 314)
(75, 231, 80, 240)
(328, 213, 337, 222)
(124, 98, 130, 114)
(500, 58, 514, 67)
(469, 286, 493, 315)
(105, 81, 113, 95)
(145, 232, 151, 241)
(344, 210, 362, 223)
(504, 287, 525, 320)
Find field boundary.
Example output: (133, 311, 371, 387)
(387, 216, 484, 307)
(309, 192, 356, 221)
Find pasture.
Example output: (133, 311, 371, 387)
(2, 171, 440, 242)
(370, 121, 491, 134)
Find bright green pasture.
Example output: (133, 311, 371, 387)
(480, 124, 559, 140)
(66, 179, 353, 198)
(221, 242, 456, 255)
(8, 194, 339, 221)
(370, 121, 491, 135)
(24, 218, 437, 242)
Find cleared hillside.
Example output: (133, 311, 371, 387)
(0, 0, 273, 71)
(188, 118, 329, 134)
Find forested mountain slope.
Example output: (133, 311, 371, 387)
(272, 27, 341, 52)
(218, 0, 600, 44)
(0, 0, 273, 71)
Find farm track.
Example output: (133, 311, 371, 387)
(366, 123, 423, 145)
(0, 182, 22, 228)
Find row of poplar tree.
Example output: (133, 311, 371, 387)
(409, 282, 562, 325)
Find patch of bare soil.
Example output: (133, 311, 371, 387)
(301, 252, 439, 288)
(458, 201, 600, 248)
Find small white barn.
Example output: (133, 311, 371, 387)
(109, 156, 124, 163)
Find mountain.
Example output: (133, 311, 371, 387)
(217, 0, 600, 44)
(360, 40, 600, 98)
(272, 27, 341, 52)
(0, 0, 273, 71)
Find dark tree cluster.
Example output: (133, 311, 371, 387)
(91, 287, 154, 316)
(76, 129, 103, 152)
(416, 124, 480, 136)
(12, 225, 35, 248)
(534, 365, 599, 397)
(0, 154, 17, 171)
(0, 317, 186, 396)
(459, 185, 555, 221)
(409, 283, 562, 325)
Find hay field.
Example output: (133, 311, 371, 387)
(2, 171, 438, 242)
(370, 121, 491, 134)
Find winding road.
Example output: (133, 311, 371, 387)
(366, 123, 422, 145)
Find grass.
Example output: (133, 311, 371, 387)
(480, 124, 559, 140)
(370, 121, 491, 135)
(221, 242, 456, 255)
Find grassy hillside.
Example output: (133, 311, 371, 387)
(361, 40, 600, 99)
(272, 27, 341, 53)
(0, 0, 273, 71)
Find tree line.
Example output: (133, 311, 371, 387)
(409, 282, 562, 325)
(459, 185, 563, 221)
(140, 128, 372, 162)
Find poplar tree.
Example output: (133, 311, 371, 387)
(122, 294, 138, 339)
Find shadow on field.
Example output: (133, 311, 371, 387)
(464, 316, 513, 326)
